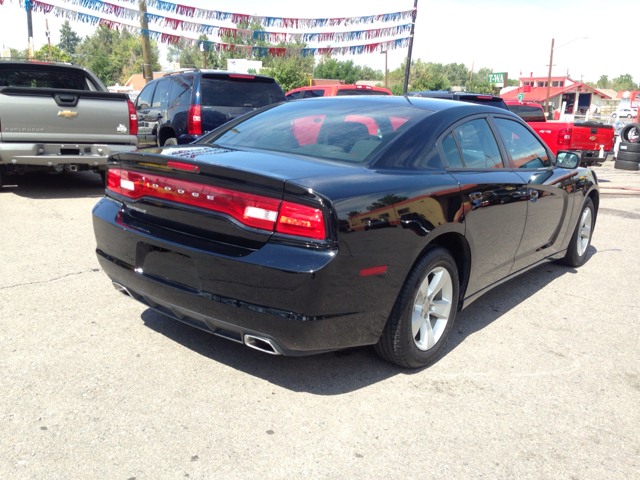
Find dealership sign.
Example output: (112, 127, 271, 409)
(488, 72, 507, 85)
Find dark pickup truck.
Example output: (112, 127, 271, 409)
(0, 60, 138, 185)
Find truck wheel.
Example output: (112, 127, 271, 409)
(620, 123, 640, 144)
(375, 247, 459, 368)
(614, 159, 640, 171)
(163, 138, 178, 146)
(616, 151, 640, 162)
(560, 198, 595, 267)
(618, 143, 640, 153)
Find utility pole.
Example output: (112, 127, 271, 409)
(402, 0, 418, 94)
(139, 0, 152, 84)
(544, 38, 554, 118)
(381, 50, 388, 88)
(46, 19, 53, 61)
(469, 60, 474, 82)
(26, 0, 34, 59)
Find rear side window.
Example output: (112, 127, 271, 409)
(514, 105, 546, 122)
(151, 79, 170, 108)
(451, 119, 504, 168)
(0, 68, 86, 89)
(201, 77, 284, 108)
(441, 133, 463, 168)
(336, 89, 390, 96)
(205, 101, 430, 164)
(494, 118, 551, 169)
(168, 75, 194, 110)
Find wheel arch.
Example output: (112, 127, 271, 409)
(158, 126, 177, 146)
(408, 230, 471, 312)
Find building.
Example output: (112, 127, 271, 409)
(500, 76, 611, 115)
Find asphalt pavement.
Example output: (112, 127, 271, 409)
(1, 167, 639, 479)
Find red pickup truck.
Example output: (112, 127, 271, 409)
(505, 101, 614, 164)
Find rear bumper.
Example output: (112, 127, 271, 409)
(92, 197, 390, 355)
(0, 142, 138, 167)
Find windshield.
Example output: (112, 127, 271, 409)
(202, 99, 431, 164)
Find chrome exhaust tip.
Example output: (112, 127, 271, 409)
(244, 334, 282, 355)
(112, 281, 132, 297)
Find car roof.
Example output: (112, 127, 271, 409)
(290, 95, 518, 115)
(150, 70, 277, 82)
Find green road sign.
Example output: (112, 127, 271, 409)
(517, 93, 524, 101)
(488, 72, 506, 84)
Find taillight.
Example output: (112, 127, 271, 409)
(127, 99, 138, 135)
(106, 169, 327, 240)
(558, 127, 572, 146)
(188, 105, 202, 135)
(276, 201, 326, 240)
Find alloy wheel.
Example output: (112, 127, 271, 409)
(411, 267, 453, 351)
(577, 206, 592, 257)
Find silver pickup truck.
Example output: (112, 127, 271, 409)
(0, 60, 138, 185)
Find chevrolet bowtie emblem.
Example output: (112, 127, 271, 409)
(589, 136, 597, 141)
(58, 110, 78, 118)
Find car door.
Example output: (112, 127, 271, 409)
(135, 82, 156, 147)
(142, 78, 170, 147)
(492, 116, 576, 272)
(439, 116, 528, 296)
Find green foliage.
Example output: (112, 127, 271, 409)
(75, 26, 161, 85)
(507, 78, 519, 86)
(33, 45, 72, 63)
(314, 58, 361, 84)
(58, 21, 80, 60)
(359, 65, 384, 81)
(465, 79, 499, 95)
(167, 35, 221, 69)
(596, 75, 609, 89)
(260, 56, 309, 93)
(611, 74, 638, 92)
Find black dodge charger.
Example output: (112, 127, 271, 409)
(92, 96, 598, 368)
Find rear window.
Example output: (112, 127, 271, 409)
(0, 67, 87, 90)
(336, 89, 390, 96)
(203, 100, 430, 164)
(509, 105, 546, 122)
(201, 76, 284, 108)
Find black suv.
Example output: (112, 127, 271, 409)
(135, 70, 286, 147)
(406, 91, 509, 110)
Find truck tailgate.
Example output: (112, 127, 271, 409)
(570, 123, 614, 151)
(0, 88, 136, 144)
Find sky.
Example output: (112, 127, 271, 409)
(0, 0, 637, 86)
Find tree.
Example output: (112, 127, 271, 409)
(611, 74, 638, 92)
(167, 35, 221, 69)
(58, 21, 80, 60)
(75, 25, 161, 85)
(260, 55, 309, 93)
(465, 79, 499, 95)
(359, 65, 383, 81)
(33, 44, 72, 62)
(596, 75, 610, 89)
(507, 78, 519, 86)
(314, 58, 361, 84)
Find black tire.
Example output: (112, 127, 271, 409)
(375, 247, 460, 368)
(620, 123, 640, 144)
(559, 198, 595, 267)
(611, 113, 617, 118)
(163, 137, 178, 146)
(618, 143, 640, 153)
(614, 159, 640, 171)
(616, 151, 640, 161)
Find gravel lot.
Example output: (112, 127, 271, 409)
(1, 167, 639, 479)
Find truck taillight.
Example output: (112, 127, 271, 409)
(558, 127, 572, 146)
(188, 105, 202, 135)
(127, 99, 138, 136)
(105, 168, 327, 240)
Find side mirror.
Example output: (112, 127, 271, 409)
(556, 151, 580, 169)
(137, 102, 149, 110)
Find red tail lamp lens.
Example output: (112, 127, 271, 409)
(558, 127, 572, 146)
(276, 201, 326, 240)
(188, 105, 202, 135)
(127, 99, 138, 135)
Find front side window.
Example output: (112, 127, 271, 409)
(451, 119, 504, 168)
(203, 100, 431, 164)
(137, 82, 155, 110)
(494, 118, 551, 169)
(151, 79, 170, 108)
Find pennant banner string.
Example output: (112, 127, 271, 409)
(17, 0, 411, 57)
(49, 0, 412, 43)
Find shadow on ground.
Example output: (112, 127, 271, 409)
(0, 171, 104, 199)
(140, 246, 596, 395)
